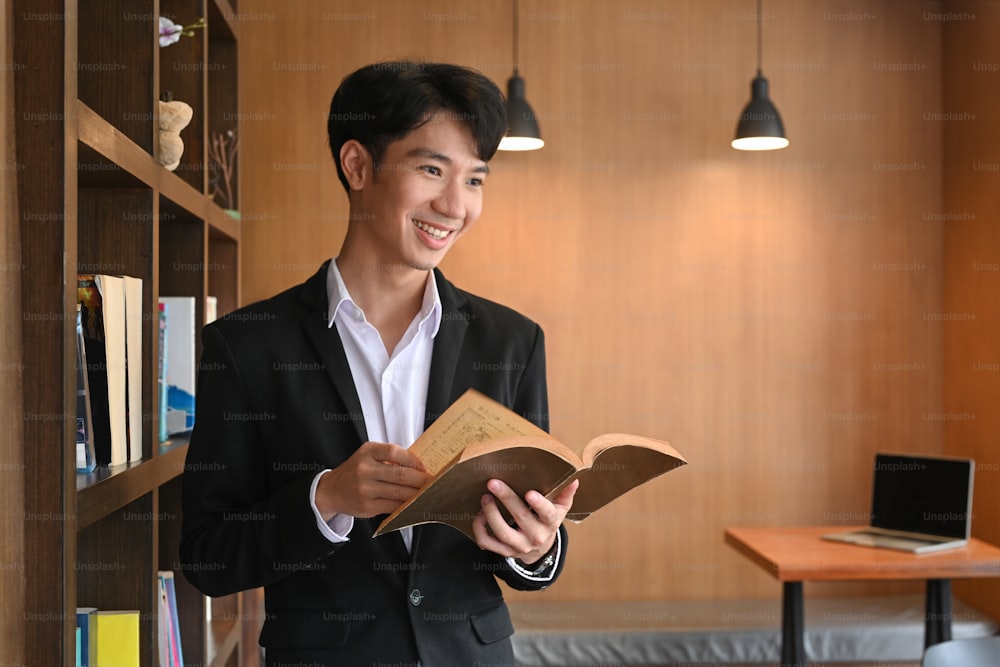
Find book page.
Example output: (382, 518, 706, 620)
(411, 389, 550, 475)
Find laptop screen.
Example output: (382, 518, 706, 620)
(870, 453, 974, 539)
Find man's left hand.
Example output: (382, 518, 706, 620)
(471, 478, 579, 567)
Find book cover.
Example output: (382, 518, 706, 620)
(75, 305, 96, 472)
(122, 275, 143, 462)
(160, 571, 184, 666)
(157, 574, 169, 666)
(157, 302, 168, 443)
(158, 296, 197, 434)
(75, 607, 97, 667)
(78, 275, 128, 466)
(375, 389, 687, 540)
(95, 609, 139, 667)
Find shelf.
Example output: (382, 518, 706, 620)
(14, 0, 247, 663)
(77, 443, 189, 530)
(210, 0, 241, 42)
(207, 202, 241, 241)
(78, 100, 240, 243)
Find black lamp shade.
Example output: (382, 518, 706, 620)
(732, 73, 789, 151)
(499, 73, 544, 151)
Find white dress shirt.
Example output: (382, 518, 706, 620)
(309, 259, 559, 579)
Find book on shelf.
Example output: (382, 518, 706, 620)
(157, 575, 169, 666)
(158, 571, 184, 667)
(374, 389, 688, 540)
(122, 275, 143, 462)
(95, 609, 140, 667)
(157, 302, 168, 443)
(159, 296, 197, 435)
(78, 274, 143, 466)
(75, 607, 97, 667)
(75, 305, 97, 472)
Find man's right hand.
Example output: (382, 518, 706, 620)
(314, 442, 430, 521)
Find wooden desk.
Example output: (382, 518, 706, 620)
(725, 526, 1000, 667)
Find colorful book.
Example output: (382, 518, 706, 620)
(159, 571, 184, 666)
(95, 609, 139, 667)
(75, 305, 97, 472)
(75, 607, 97, 667)
(157, 574, 171, 666)
(159, 297, 197, 434)
(157, 302, 169, 443)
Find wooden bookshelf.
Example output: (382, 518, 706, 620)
(14, 0, 250, 665)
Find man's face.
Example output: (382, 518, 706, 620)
(351, 112, 489, 272)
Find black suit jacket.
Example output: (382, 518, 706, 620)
(180, 262, 567, 666)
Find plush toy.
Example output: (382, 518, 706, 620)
(157, 99, 193, 171)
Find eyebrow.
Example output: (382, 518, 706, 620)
(405, 147, 490, 175)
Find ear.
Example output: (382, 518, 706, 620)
(340, 140, 370, 191)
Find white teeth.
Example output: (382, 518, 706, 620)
(414, 220, 450, 239)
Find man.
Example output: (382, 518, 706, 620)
(180, 61, 578, 667)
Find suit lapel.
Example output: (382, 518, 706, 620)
(413, 271, 471, 559)
(298, 261, 368, 444)
(424, 269, 470, 430)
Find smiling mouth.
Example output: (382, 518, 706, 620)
(413, 219, 455, 240)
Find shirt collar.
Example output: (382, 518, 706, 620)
(326, 258, 442, 337)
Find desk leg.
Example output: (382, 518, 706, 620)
(925, 578, 953, 648)
(782, 581, 806, 667)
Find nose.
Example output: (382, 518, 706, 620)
(430, 177, 467, 222)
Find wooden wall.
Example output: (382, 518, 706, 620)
(238, 0, 955, 603)
(0, 0, 26, 661)
(943, 1, 1000, 622)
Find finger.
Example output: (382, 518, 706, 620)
(541, 479, 580, 516)
(487, 479, 556, 541)
(363, 478, 424, 502)
(471, 509, 507, 554)
(485, 479, 534, 524)
(371, 460, 430, 490)
(481, 493, 534, 553)
(368, 442, 427, 471)
(474, 495, 522, 557)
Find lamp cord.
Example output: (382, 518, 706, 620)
(512, 0, 519, 76)
(756, 0, 763, 76)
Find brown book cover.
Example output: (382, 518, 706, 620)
(374, 389, 687, 540)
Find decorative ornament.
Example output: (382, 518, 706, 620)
(157, 99, 193, 171)
(209, 128, 239, 212)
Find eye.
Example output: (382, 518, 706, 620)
(420, 165, 442, 176)
(467, 177, 484, 187)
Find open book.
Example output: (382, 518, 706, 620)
(374, 389, 687, 540)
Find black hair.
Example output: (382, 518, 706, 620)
(327, 61, 507, 193)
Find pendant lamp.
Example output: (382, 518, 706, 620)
(498, 0, 543, 151)
(732, 0, 788, 150)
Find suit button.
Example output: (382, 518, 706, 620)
(409, 589, 423, 606)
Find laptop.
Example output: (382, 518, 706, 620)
(823, 452, 974, 554)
